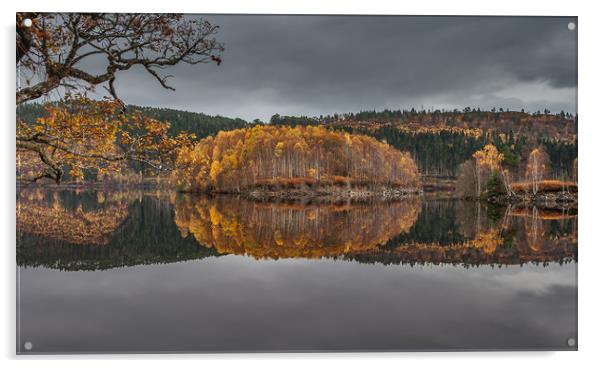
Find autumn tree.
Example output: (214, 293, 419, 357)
(472, 144, 504, 197)
(17, 95, 195, 183)
(173, 125, 421, 193)
(16, 13, 223, 183)
(456, 144, 515, 199)
(525, 147, 551, 194)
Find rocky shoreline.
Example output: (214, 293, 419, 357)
(487, 191, 577, 210)
(243, 187, 423, 202)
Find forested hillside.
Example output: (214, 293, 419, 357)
(17, 103, 249, 140)
(272, 108, 577, 140)
(271, 108, 578, 178)
(17, 103, 250, 180)
(18, 103, 577, 181)
(126, 106, 248, 139)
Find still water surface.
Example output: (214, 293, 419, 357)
(16, 189, 577, 353)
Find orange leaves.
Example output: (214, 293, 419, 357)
(274, 142, 285, 158)
(511, 180, 576, 194)
(472, 229, 503, 255)
(473, 144, 504, 172)
(69, 167, 85, 181)
(16, 95, 195, 183)
(17, 190, 131, 246)
(173, 125, 421, 193)
(120, 131, 133, 146)
(173, 196, 422, 259)
(209, 161, 222, 183)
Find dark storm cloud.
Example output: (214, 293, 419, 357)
(110, 15, 577, 120)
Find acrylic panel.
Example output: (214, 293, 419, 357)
(16, 14, 577, 354)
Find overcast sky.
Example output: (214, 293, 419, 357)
(111, 15, 577, 121)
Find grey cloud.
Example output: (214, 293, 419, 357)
(107, 15, 577, 120)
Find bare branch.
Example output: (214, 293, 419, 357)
(16, 13, 224, 104)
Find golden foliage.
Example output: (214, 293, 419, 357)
(17, 95, 195, 183)
(17, 190, 130, 245)
(509, 206, 577, 220)
(174, 196, 422, 259)
(472, 144, 504, 172)
(510, 180, 577, 194)
(173, 125, 420, 192)
(472, 229, 503, 255)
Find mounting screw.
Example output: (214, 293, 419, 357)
(23, 341, 33, 351)
(22, 18, 32, 28)
(567, 22, 576, 31)
(567, 337, 576, 347)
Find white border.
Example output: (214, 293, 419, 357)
(2, 1, 601, 366)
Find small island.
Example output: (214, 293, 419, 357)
(172, 125, 422, 200)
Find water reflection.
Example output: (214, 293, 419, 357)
(16, 189, 577, 270)
(347, 203, 577, 267)
(16, 190, 131, 246)
(16, 189, 578, 352)
(16, 189, 216, 271)
(174, 196, 421, 259)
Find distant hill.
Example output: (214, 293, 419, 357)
(270, 109, 578, 178)
(17, 103, 249, 140)
(126, 105, 248, 139)
(271, 108, 577, 142)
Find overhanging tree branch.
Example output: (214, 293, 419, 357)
(16, 13, 224, 104)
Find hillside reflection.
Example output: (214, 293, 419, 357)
(17, 189, 132, 246)
(17, 190, 577, 270)
(17, 189, 217, 271)
(347, 203, 577, 266)
(174, 196, 422, 259)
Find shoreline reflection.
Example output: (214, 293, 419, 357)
(174, 196, 422, 259)
(17, 190, 577, 270)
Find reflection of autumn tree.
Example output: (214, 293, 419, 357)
(174, 195, 577, 265)
(174, 196, 422, 259)
(455, 201, 481, 240)
(472, 229, 504, 255)
(17, 189, 131, 245)
(349, 205, 577, 266)
(472, 144, 504, 197)
(508, 206, 577, 254)
(17, 191, 578, 270)
(524, 208, 545, 252)
(17, 193, 218, 271)
(525, 148, 550, 195)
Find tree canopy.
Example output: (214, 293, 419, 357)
(173, 125, 420, 193)
(16, 13, 224, 183)
(17, 95, 195, 183)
